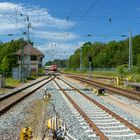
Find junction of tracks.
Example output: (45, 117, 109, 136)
(0, 73, 140, 140)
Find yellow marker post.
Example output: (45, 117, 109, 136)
(47, 116, 60, 131)
(114, 77, 119, 85)
(20, 127, 32, 140)
(43, 93, 51, 102)
(85, 83, 88, 87)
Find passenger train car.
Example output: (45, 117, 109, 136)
(45, 64, 57, 72)
(50, 64, 57, 71)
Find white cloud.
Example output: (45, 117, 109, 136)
(37, 42, 83, 61)
(0, 2, 19, 10)
(34, 30, 78, 42)
(0, 2, 75, 32)
(0, 2, 77, 44)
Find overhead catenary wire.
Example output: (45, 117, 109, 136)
(66, 0, 80, 20)
(0, 7, 33, 38)
(60, 0, 99, 43)
(0, 10, 25, 34)
(70, 0, 99, 32)
(59, 0, 80, 43)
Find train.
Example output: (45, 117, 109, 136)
(50, 64, 57, 71)
(45, 64, 57, 72)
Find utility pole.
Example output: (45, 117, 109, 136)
(27, 16, 31, 76)
(80, 47, 82, 70)
(21, 44, 24, 82)
(67, 59, 69, 69)
(128, 30, 133, 71)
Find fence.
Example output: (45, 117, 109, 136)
(12, 67, 28, 81)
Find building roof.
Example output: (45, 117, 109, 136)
(15, 44, 44, 56)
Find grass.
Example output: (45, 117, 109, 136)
(64, 69, 115, 77)
(0, 78, 21, 94)
(63, 69, 140, 82)
(0, 76, 44, 94)
(5, 77, 21, 87)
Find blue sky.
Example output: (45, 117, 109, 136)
(0, 0, 140, 62)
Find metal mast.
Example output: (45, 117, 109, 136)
(27, 16, 31, 76)
(21, 43, 24, 82)
(128, 30, 133, 71)
(80, 47, 82, 70)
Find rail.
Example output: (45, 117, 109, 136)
(67, 75, 140, 101)
(58, 77, 140, 135)
(53, 79, 108, 140)
(0, 76, 54, 115)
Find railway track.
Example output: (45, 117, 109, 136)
(53, 77, 140, 140)
(0, 76, 53, 115)
(65, 74, 140, 101)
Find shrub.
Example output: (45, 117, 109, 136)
(115, 64, 129, 74)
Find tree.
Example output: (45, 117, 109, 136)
(68, 35, 140, 69)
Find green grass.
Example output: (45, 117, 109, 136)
(0, 75, 47, 94)
(64, 69, 115, 77)
(0, 78, 21, 94)
(5, 78, 21, 87)
(63, 69, 140, 82)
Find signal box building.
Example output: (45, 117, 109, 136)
(15, 44, 44, 74)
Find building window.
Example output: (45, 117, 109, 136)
(31, 55, 37, 61)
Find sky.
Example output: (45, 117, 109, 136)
(0, 0, 140, 62)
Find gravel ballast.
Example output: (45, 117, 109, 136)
(0, 84, 47, 140)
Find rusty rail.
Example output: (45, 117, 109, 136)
(0, 77, 54, 115)
(67, 75, 140, 101)
(53, 79, 108, 140)
(59, 77, 140, 135)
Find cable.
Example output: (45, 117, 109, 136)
(58, 0, 80, 43)
(66, 0, 79, 20)
(71, 0, 99, 32)
(60, 0, 99, 43)
(0, 10, 25, 33)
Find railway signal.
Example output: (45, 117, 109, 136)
(88, 54, 92, 62)
(88, 54, 92, 79)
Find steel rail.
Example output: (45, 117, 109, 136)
(0, 77, 54, 115)
(63, 72, 113, 80)
(67, 75, 140, 101)
(53, 79, 108, 140)
(59, 77, 140, 135)
(0, 77, 50, 101)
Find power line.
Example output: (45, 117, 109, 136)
(71, 0, 99, 31)
(66, 0, 80, 20)
(61, 0, 99, 43)
(59, 0, 80, 43)
(0, 10, 25, 33)
(37, 15, 140, 19)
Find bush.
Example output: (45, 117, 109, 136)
(38, 68, 45, 75)
(115, 64, 129, 74)
(115, 64, 139, 75)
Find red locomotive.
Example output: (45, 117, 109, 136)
(50, 64, 57, 71)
